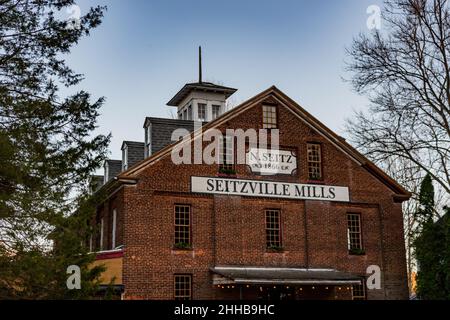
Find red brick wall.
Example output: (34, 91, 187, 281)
(103, 97, 408, 300)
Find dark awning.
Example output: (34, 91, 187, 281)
(210, 266, 362, 285)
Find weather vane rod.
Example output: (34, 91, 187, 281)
(199, 46, 202, 83)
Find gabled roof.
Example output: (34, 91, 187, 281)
(143, 117, 206, 128)
(105, 159, 122, 166)
(121, 141, 144, 150)
(166, 82, 237, 106)
(115, 86, 411, 200)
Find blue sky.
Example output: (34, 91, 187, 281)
(65, 0, 384, 162)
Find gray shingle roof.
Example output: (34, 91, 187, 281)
(105, 159, 122, 182)
(122, 141, 145, 168)
(167, 82, 237, 106)
(144, 117, 207, 155)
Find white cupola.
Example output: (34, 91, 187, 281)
(166, 46, 237, 122)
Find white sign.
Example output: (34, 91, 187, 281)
(246, 148, 297, 175)
(191, 176, 350, 202)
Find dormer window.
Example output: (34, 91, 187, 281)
(198, 103, 206, 121)
(104, 162, 109, 184)
(122, 145, 128, 171)
(146, 125, 152, 157)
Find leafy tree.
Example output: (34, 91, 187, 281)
(0, 0, 110, 298)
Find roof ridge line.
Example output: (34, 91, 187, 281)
(116, 85, 410, 198)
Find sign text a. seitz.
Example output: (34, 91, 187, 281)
(191, 176, 350, 202)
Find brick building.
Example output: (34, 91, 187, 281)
(90, 79, 411, 300)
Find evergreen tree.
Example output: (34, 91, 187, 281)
(0, 1, 110, 298)
(443, 206, 450, 299)
(416, 174, 435, 223)
(414, 175, 450, 300)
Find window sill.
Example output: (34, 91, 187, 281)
(217, 173, 237, 178)
(348, 250, 366, 256)
(172, 247, 193, 252)
(306, 180, 325, 184)
(266, 248, 284, 253)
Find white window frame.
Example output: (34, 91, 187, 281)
(122, 145, 128, 171)
(104, 163, 109, 184)
(198, 103, 207, 121)
(187, 105, 192, 120)
(219, 135, 234, 170)
(262, 105, 277, 129)
(347, 213, 362, 250)
(89, 234, 93, 252)
(100, 218, 104, 250)
(146, 124, 152, 157)
(212, 105, 220, 120)
(352, 280, 366, 300)
(112, 209, 117, 249)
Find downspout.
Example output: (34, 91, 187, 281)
(303, 201, 309, 268)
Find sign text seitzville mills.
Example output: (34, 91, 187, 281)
(191, 176, 349, 202)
